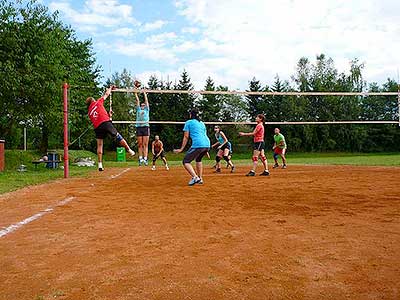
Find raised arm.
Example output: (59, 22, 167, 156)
(143, 92, 149, 107)
(135, 93, 140, 107)
(103, 86, 113, 100)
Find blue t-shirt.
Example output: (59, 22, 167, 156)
(136, 106, 149, 127)
(183, 119, 210, 149)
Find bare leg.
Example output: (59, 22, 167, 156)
(119, 139, 131, 152)
(97, 139, 103, 163)
(143, 136, 150, 158)
(252, 150, 260, 172)
(196, 162, 203, 179)
(162, 157, 168, 166)
(261, 149, 269, 171)
(137, 136, 143, 158)
(281, 149, 287, 165)
(184, 163, 197, 178)
(224, 148, 234, 167)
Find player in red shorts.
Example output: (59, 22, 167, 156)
(86, 86, 135, 171)
(239, 114, 270, 176)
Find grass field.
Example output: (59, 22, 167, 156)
(1, 150, 399, 194)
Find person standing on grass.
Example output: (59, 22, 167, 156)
(212, 125, 235, 173)
(174, 108, 210, 186)
(239, 114, 270, 176)
(151, 135, 169, 171)
(273, 128, 287, 169)
(86, 86, 135, 171)
(134, 80, 150, 166)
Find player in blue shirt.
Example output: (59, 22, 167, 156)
(135, 88, 150, 166)
(174, 108, 210, 186)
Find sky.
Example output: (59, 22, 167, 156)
(42, 0, 400, 89)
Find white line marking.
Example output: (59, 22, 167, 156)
(110, 168, 130, 179)
(0, 196, 75, 238)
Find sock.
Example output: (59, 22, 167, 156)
(144, 156, 147, 161)
(139, 156, 143, 160)
(98, 162, 103, 169)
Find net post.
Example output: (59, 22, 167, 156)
(63, 82, 69, 178)
(110, 90, 113, 121)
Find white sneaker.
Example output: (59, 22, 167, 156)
(151, 166, 156, 171)
(98, 162, 104, 172)
(188, 176, 201, 186)
(166, 165, 169, 171)
(128, 149, 135, 156)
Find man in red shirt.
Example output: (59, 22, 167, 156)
(86, 86, 135, 171)
(239, 114, 270, 176)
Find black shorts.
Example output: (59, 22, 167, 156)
(136, 126, 150, 137)
(94, 121, 118, 140)
(183, 147, 209, 164)
(253, 141, 265, 151)
(219, 143, 230, 151)
(153, 150, 166, 161)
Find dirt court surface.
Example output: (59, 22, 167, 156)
(0, 165, 400, 300)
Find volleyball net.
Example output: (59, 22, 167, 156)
(109, 88, 400, 126)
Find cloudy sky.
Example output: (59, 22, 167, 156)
(44, 0, 400, 89)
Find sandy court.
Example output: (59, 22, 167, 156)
(0, 165, 400, 300)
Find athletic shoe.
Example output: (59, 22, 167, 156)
(231, 166, 235, 173)
(151, 166, 156, 171)
(98, 162, 104, 172)
(215, 168, 221, 173)
(273, 163, 279, 169)
(188, 176, 202, 186)
(226, 163, 230, 168)
(198, 178, 204, 185)
(282, 164, 287, 169)
(144, 159, 149, 166)
(98, 167, 104, 172)
(128, 149, 135, 156)
(260, 170, 270, 176)
(246, 170, 256, 177)
(166, 165, 170, 171)
(138, 159, 142, 166)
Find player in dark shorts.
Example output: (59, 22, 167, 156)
(151, 135, 169, 171)
(86, 86, 135, 171)
(239, 114, 270, 176)
(212, 125, 235, 173)
(134, 80, 150, 166)
(174, 108, 211, 186)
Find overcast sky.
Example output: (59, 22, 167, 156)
(44, 0, 400, 89)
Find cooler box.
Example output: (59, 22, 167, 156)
(47, 151, 59, 169)
(0, 140, 4, 172)
(116, 147, 126, 162)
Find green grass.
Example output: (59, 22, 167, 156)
(1, 150, 399, 194)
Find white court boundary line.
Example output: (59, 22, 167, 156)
(110, 168, 131, 179)
(0, 169, 131, 239)
(0, 196, 75, 238)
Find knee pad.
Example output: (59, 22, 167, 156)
(223, 155, 230, 162)
(261, 155, 267, 162)
(116, 132, 123, 143)
(252, 156, 258, 162)
(216, 156, 221, 163)
(273, 153, 279, 160)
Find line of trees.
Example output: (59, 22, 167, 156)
(1, 1, 399, 153)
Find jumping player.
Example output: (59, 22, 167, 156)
(151, 135, 169, 171)
(134, 82, 150, 166)
(239, 114, 270, 176)
(273, 127, 287, 169)
(174, 108, 210, 186)
(212, 125, 235, 173)
(86, 86, 135, 171)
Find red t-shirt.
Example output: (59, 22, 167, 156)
(254, 123, 264, 142)
(88, 97, 110, 129)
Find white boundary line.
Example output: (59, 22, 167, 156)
(110, 168, 131, 179)
(0, 196, 75, 238)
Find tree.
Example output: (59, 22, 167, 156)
(198, 77, 221, 121)
(0, 0, 99, 151)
